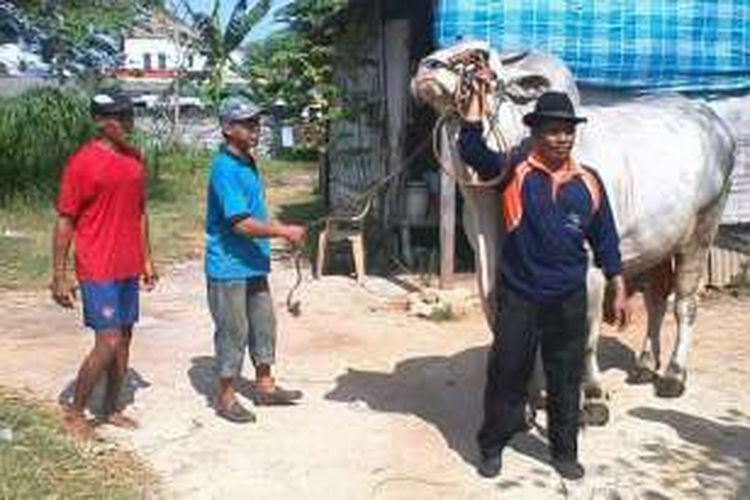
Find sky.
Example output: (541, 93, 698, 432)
(177, 0, 293, 42)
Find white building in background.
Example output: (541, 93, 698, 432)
(117, 12, 246, 90)
(117, 7, 206, 80)
(112, 7, 248, 118)
(121, 37, 207, 77)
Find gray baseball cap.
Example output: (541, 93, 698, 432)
(219, 95, 266, 124)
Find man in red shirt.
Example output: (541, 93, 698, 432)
(51, 91, 157, 439)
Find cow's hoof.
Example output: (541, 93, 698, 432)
(529, 390, 547, 410)
(628, 352, 658, 384)
(583, 383, 604, 400)
(522, 405, 537, 431)
(629, 366, 657, 384)
(581, 400, 609, 426)
(656, 364, 686, 398)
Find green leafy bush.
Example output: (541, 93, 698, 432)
(0, 88, 94, 204)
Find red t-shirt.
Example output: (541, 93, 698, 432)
(57, 139, 146, 282)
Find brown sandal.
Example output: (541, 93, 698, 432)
(253, 387, 303, 406)
(217, 401, 257, 423)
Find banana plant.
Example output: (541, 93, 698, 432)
(183, 0, 271, 108)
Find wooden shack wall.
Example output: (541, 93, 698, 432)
(326, 4, 386, 214)
(326, 0, 436, 265)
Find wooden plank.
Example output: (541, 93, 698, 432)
(383, 18, 410, 244)
(439, 125, 456, 288)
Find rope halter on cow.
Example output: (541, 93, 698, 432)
(429, 48, 512, 189)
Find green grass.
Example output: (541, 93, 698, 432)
(0, 196, 56, 289)
(145, 149, 213, 266)
(426, 304, 456, 322)
(0, 390, 157, 499)
(269, 161, 325, 260)
(263, 158, 319, 185)
(0, 150, 319, 290)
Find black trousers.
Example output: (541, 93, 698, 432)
(477, 286, 587, 460)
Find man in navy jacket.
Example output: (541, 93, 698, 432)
(458, 91, 629, 480)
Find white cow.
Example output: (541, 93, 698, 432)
(411, 41, 735, 422)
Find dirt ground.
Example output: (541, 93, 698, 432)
(0, 258, 749, 499)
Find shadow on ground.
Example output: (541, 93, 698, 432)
(188, 355, 283, 409)
(187, 356, 216, 407)
(324, 346, 549, 469)
(629, 407, 750, 498)
(58, 368, 151, 416)
(324, 332, 654, 469)
(598, 335, 637, 374)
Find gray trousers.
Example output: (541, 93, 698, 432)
(207, 276, 277, 379)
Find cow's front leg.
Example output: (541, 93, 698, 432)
(657, 251, 702, 398)
(581, 267, 609, 426)
(631, 260, 672, 384)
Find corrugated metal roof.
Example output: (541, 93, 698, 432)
(724, 138, 750, 224)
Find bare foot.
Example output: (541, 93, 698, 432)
(255, 376, 276, 393)
(105, 412, 139, 430)
(63, 410, 95, 440)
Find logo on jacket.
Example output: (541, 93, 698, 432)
(564, 212, 583, 233)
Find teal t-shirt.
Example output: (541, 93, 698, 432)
(204, 146, 271, 279)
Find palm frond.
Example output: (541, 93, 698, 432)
(188, 12, 220, 58)
(224, 0, 270, 53)
(226, 0, 249, 29)
(180, 0, 218, 57)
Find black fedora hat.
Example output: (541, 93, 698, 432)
(522, 91, 587, 127)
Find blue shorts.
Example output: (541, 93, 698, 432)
(80, 277, 139, 332)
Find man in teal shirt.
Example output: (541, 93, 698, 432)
(205, 96, 306, 423)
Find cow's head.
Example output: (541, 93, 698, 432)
(412, 41, 560, 118)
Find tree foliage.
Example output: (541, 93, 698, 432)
(242, 0, 347, 149)
(277, 0, 347, 36)
(183, 0, 271, 108)
(22, 1, 147, 44)
(1, 1, 154, 79)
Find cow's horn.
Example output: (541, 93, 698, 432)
(500, 51, 530, 66)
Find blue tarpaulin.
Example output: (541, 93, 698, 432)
(435, 0, 750, 92)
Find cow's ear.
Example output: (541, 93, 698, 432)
(503, 73, 551, 104)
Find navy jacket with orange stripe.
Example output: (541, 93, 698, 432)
(459, 122, 622, 303)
